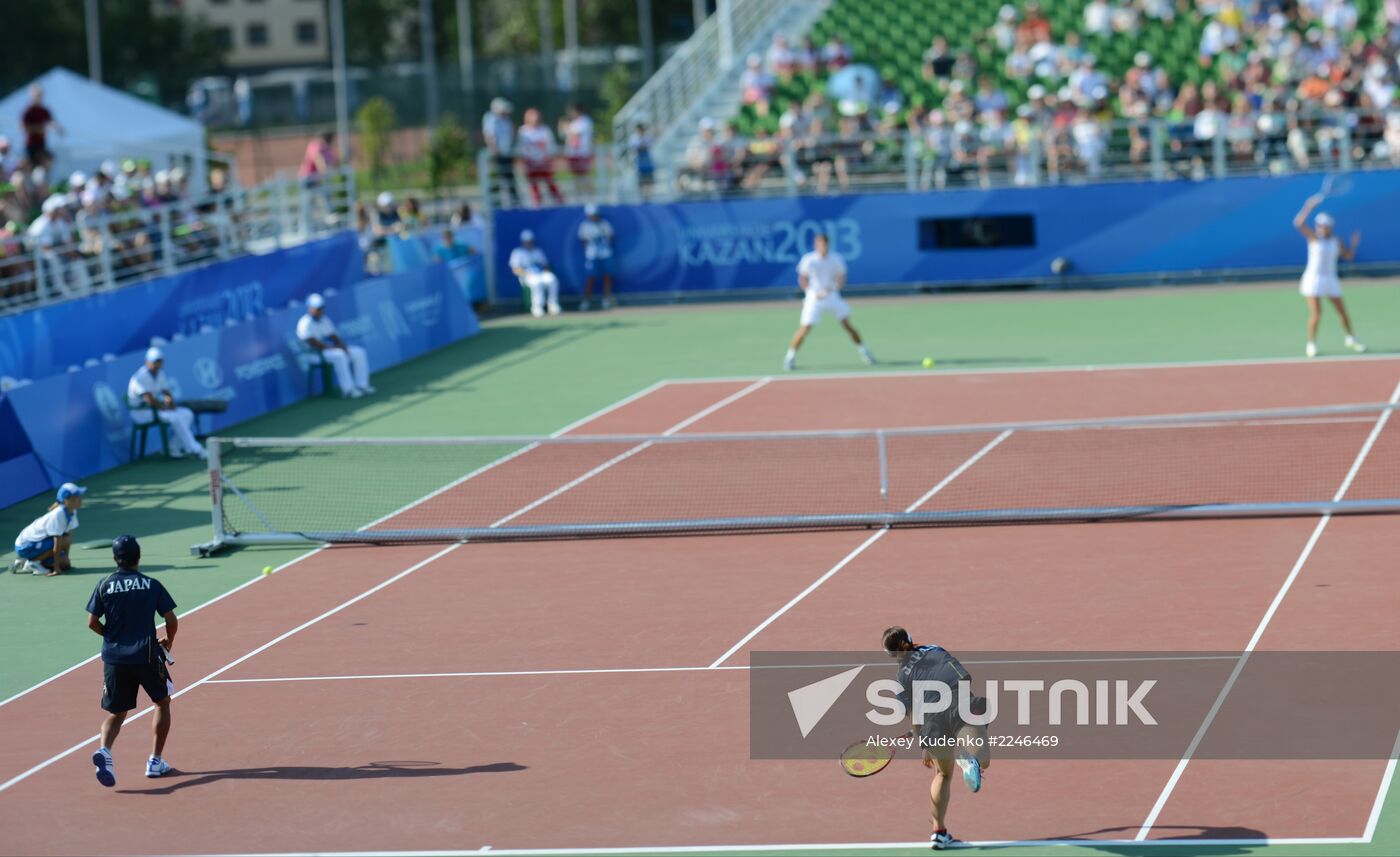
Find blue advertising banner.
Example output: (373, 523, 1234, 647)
(0, 232, 363, 381)
(494, 171, 1400, 298)
(388, 226, 488, 304)
(1, 261, 480, 508)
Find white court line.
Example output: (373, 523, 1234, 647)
(0, 381, 675, 715)
(191, 834, 1369, 857)
(0, 378, 759, 796)
(203, 654, 1242, 686)
(1363, 727, 1400, 842)
(1134, 379, 1400, 841)
(707, 429, 1014, 669)
(658, 353, 1400, 386)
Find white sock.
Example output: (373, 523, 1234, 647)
(785, 348, 796, 361)
(858, 344, 871, 356)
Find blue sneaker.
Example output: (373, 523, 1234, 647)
(92, 749, 115, 787)
(955, 748, 981, 793)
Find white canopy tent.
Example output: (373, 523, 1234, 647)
(0, 67, 207, 191)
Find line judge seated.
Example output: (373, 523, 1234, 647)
(296, 293, 375, 398)
(509, 229, 562, 317)
(127, 348, 206, 459)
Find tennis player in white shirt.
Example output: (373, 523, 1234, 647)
(296, 293, 374, 397)
(1294, 194, 1366, 358)
(785, 233, 874, 371)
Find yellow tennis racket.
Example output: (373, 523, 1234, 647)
(839, 730, 914, 778)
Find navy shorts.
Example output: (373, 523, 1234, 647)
(102, 661, 171, 713)
(585, 256, 614, 276)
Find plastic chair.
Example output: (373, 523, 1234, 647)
(128, 406, 171, 461)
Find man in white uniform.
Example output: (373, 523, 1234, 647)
(1293, 194, 1365, 358)
(510, 230, 562, 317)
(127, 348, 206, 459)
(577, 204, 615, 311)
(784, 233, 874, 370)
(297, 293, 374, 397)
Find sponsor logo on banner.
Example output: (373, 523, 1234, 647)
(177, 281, 266, 334)
(92, 381, 129, 446)
(377, 302, 413, 340)
(194, 357, 224, 390)
(233, 354, 287, 382)
(402, 294, 444, 328)
(678, 218, 863, 267)
(339, 315, 376, 340)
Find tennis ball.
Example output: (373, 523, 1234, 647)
(261, 566, 273, 577)
(922, 357, 936, 369)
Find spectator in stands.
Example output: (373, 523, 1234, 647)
(797, 117, 838, 194)
(628, 122, 657, 201)
(509, 230, 561, 317)
(577, 204, 615, 311)
(741, 54, 775, 109)
(974, 76, 1010, 115)
(354, 202, 382, 275)
(398, 197, 423, 231)
(1071, 106, 1107, 176)
(434, 228, 475, 263)
(517, 108, 564, 207)
(562, 104, 596, 197)
(795, 36, 820, 75)
(374, 192, 402, 237)
(297, 293, 374, 397)
(26, 194, 83, 295)
(767, 34, 796, 80)
(923, 36, 956, 81)
(127, 347, 206, 459)
(10, 482, 85, 576)
(1084, 0, 1114, 37)
(990, 5, 1020, 51)
(1018, 2, 1053, 44)
(918, 110, 952, 189)
(821, 34, 853, 71)
(482, 97, 520, 208)
(1069, 55, 1107, 103)
(21, 85, 62, 169)
(450, 202, 484, 230)
(0, 136, 13, 179)
(299, 131, 338, 184)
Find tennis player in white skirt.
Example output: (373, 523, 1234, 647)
(1293, 194, 1366, 358)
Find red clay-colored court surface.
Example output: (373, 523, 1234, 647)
(2, 359, 1398, 855)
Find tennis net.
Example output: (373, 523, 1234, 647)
(192, 401, 1400, 554)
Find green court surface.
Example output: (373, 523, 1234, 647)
(3, 280, 1398, 856)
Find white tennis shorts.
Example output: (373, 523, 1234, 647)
(1299, 273, 1342, 298)
(800, 292, 852, 326)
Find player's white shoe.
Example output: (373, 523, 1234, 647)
(1345, 336, 1367, 353)
(360, 385, 377, 395)
(579, 300, 591, 311)
(530, 307, 544, 318)
(92, 748, 115, 787)
(1305, 342, 1318, 358)
(601, 298, 614, 310)
(9, 558, 32, 574)
(931, 831, 957, 850)
(858, 345, 875, 365)
(346, 387, 364, 399)
(547, 302, 562, 316)
(784, 355, 796, 371)
(145, 756, 171, 778)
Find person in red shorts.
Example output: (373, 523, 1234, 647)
(517, 108, 564, 207)
(21, 85, 62, 168)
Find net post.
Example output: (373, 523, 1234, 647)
(191, 438, 227, 557)
(876, 430, 889, 503)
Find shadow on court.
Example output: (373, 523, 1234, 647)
(120, 760, 526, 795)
(1011, 824, 1267, 856)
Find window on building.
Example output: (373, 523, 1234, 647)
(212, 26, 233, 50)
(246, 22, 269, 46)
(295, 20, 318, 45)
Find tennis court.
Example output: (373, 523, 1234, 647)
(1, 357, 1398, 855)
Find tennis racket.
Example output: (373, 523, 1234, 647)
(839, 730, 914, 778)
(1320, 173, 1354, 198)
(157, 644, 175, 694)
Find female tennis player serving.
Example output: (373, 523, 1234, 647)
(1293, 194, 1366, 358)
(883, 626, 990, 850)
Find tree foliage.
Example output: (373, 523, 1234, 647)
(356, 96, 399, 180)
(427, 112, 472, 190)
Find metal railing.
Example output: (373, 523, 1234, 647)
(611, 0, 779, 151)
(0, 170, 355, 317)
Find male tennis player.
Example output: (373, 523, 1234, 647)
(87, 536, 178, 786)
(884, 625, 989, 851)
(784, 233, 874, 371)
(1294, 194, 1366, 358)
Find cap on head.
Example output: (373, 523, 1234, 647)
(376, 191, 395, 208)
(520, 229, 535, 242)
(112, 535, 141, 569)
(491, 97, 513, 113)
(145, 346, 164, 363)
(69, 171, 87, 187)
(584, 203, 599, 217)
(306, 293, 326, 309)
(57, 482, 87, 502)
(1315, 213, 1334, 227)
